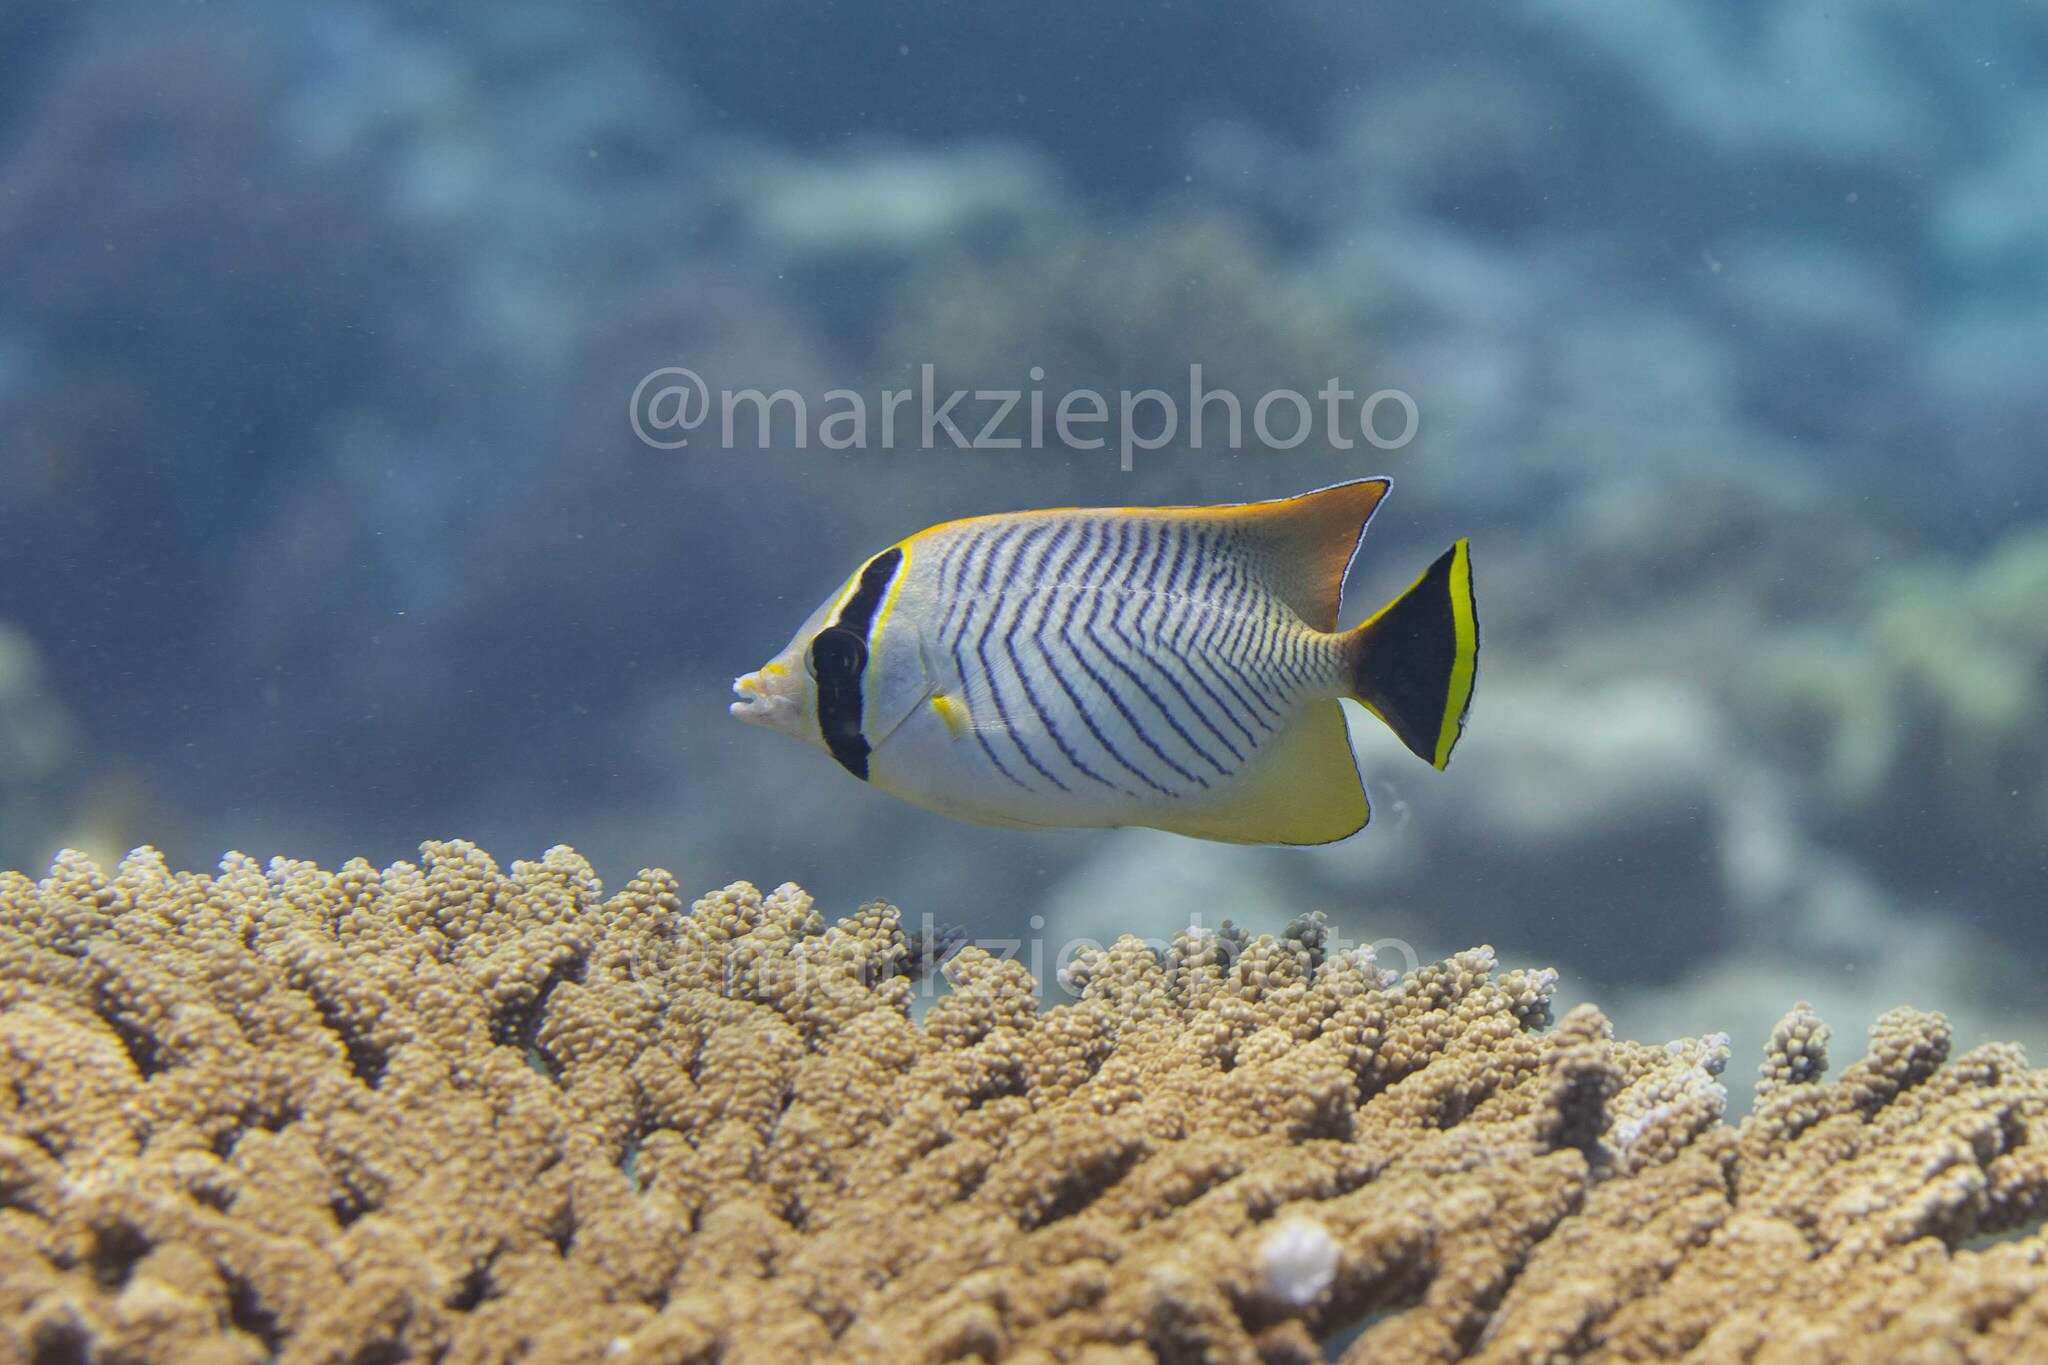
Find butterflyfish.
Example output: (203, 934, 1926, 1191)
(730, 479, 1477, 845)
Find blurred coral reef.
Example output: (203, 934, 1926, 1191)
(0, 0, 2044, 1139)
(0, 625, 74, 873)
(4, 842, 2048, 1361)
(1760, 527, 2048, 893)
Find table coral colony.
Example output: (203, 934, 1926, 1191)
(2, 840, 2046, 1362)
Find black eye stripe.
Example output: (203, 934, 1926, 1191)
(835, 548, 902, 635)
(814, 547, 903, 780)
(811, 627, 867, 676)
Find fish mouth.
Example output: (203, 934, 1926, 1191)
(730, 669, 800, 729)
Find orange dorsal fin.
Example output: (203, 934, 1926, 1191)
(1192, 478, 1389, 631)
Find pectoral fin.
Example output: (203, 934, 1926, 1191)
(916, 627, 1013, 741)
(1139, 701, 1369, 846)
(929, 692, 975, 739)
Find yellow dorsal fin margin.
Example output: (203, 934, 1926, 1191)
(904, 479, 1391, 631)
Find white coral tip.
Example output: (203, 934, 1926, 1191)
(1258, 1216, 1339, 1308)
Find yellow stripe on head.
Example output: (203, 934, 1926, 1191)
(824, 569, 864, 621)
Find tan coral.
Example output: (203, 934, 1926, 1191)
(1, 842, 2046, 1362)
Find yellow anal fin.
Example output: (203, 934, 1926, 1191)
(1140, 701, 1369, 846)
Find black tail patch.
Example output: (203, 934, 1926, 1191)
(1347, 540, 1478, 769)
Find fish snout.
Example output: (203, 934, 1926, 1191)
(730, 663, 804, 732)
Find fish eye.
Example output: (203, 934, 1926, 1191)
(807, 626, 867, 680)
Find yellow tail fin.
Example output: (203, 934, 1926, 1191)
(1346, 540, 1478, 769)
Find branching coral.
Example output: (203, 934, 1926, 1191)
(2, 842, 2045, 1363)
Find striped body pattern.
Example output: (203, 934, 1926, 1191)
(732, 480, 1478, 845)
(911, 512, 1346, 825)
